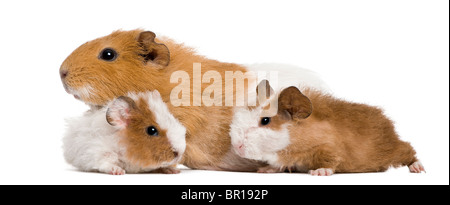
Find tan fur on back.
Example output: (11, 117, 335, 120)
(278, 89, 418, 173)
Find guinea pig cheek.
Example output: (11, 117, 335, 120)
(248, 126, 290, 161)
(62, 76, 96, 102)
(119, 129, 171, 169)
(230, 127, 254, 158)
(264, 125, 291, 154)
(238, 129, 268, 161)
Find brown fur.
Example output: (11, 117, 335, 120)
(108, 95, 177, 168)
(61, 29, 259, 171)
(124, 97, 174, 168)
(273, 87, 418, 173)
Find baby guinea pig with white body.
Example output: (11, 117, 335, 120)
(63, 90, 186, 175)
(230, 80, 425, 176)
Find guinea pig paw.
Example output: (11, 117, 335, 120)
(257, 166, 282, 173)
(409, 161, 425, 173)
(309, 168, 334, 176)
(110, 166, 126, 175)
(158, 167, 181, 174)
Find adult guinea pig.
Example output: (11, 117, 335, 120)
(59, 29, 329, 171)
(63, 90, 186, 175)
(230, 80, 425, 176)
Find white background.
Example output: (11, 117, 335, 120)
(0, 0, 448, 185)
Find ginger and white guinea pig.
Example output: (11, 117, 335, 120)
(59, 29, 330, 171)
(230, 80, 425, 176)
(63, 90, 186, 175)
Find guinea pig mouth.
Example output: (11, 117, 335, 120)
(62, 81, 69, 93)
(62, 84, 81, 100)
(159, 157, 181, 168)
(173, 152, 182, 163)
(170, 151, 183, 164)
(63, 84, 94, 102)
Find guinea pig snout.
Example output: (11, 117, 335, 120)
(60, 70, 68, 79)
(173, 151, 179, 158)
(234, 143, 246, 157)
(172, 150, 184, 164)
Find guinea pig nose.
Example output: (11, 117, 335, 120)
(173, 151, 179, 158)
(60, 70, 68, 79)
(235, 144, 245, 156)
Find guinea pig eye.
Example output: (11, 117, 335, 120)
(146, 126, 159, 137)
(260, 117, 271, 126)
(99, 48, 118, 61)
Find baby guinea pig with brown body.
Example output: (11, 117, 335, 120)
(230, 80, 425, 176)
(63, 91, 186, 175)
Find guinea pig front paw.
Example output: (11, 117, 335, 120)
(99, 163, 126, 175)
(110, 166, 126, 175)
(154, 167, 181, 174)
(257, 166, 283, 173)
(309, 168, 334, 176)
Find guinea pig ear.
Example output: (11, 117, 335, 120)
(106, 96, 137, 129)
(256, 80, 275, 104)
(278, 86, 313, 120)
(138, 31, 170, 67)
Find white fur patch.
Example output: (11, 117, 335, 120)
(77, 85, 94, 99)
(63, 107, 123, 173)
(65, 84, 94, 101)
(229, 106, 291, 166)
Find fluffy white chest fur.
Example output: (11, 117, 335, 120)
(63, 108, 149, 174)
